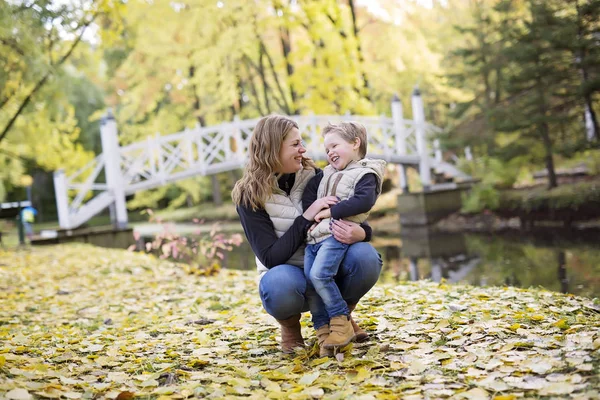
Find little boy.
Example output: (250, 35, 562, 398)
(302, 122, 385, 354)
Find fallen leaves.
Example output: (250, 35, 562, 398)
(0, 244, 599, 399)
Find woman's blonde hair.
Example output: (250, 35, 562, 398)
(232, 114, 316, 210)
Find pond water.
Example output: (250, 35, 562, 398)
(219, 227, 600, 299)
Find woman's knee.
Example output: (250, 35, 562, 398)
(337, 243, 382, 303)
(345, 243, 382, 274)
(259, 265, 307, 320)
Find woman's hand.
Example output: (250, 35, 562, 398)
(331, 219, 366, 244)
(303, 196, 338, 221)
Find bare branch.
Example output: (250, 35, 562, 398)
(0, 38, 25, 56)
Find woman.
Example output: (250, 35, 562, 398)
(231, 114, 382, 355)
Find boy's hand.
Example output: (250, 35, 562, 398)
(303, 196, 338, 221)
(314, 209, 331, 222)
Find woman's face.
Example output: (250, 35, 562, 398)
(276, 128, 306, 174)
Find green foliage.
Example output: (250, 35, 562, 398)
(459, 155, 523, 212)
(0, 1, 123, 202)
(461, 183, 500, 213)
(447, 0, 600, 188)
(563, 149, 600, 175)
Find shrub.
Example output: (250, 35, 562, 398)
(131, 209, 243, 275)
(461, 183, 500, 213)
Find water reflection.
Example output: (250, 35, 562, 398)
(220, 227, 599, 299)
(397, 226, 481, 285)
(376, 228, 599, 298)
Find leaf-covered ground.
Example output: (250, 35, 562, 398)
(1, 244, 599, 400)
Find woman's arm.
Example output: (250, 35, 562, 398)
(237, 205, 312, 268)
(301, 170, 323, 211)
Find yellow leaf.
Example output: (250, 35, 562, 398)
(298, 371, 320, 386)
(139, 379, 159, 387)
(310, 357, 330, 367)
(6, 388, 33, 400)
(509, 323, 521, 331)
(434, 319, 450, 330)
(553, 319, 570, 330)
(351, 367, 371, 383)
(530, 314, 545, 321)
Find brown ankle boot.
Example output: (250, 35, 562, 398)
(323, 315, 355, 348)
(348, 303, 369, 342)
(277, 314, 305, 353)
(316, 325, 333, 357)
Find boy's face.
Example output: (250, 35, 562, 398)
(324, 132, 361, 171)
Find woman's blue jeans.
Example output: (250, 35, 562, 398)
(258, 242, 382, 322)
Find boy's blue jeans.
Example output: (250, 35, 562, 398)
(305, 236, 352, 329)
(259, 242, 382, 324)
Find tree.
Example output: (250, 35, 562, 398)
(0, 1, 123, 203)
(493, 0, 581, 189)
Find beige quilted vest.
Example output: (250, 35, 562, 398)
(256, 167, 316, 281)
(306, 158, 386, 245)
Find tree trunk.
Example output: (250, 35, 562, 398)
(347, 0, 371, 101)
(534, 55, 557, 189)
(190, 63, 221, 205)
(211, 175, 223, 206)
(258, 45, 272, 114)
(279, 25, 297, 114)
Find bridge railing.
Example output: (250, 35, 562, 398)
(54, 90, 451, 229)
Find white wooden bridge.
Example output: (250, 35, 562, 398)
(53, 90, 470, 229)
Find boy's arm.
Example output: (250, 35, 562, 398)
(330, 174, 378, 220)
(302, 170, 323, 211)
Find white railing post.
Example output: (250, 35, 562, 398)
(53, 169, 71, 229)
(465, 146, 473, 161)
(308, 112, 320, 157)
(412, 86, 431, 191)
(434, 139, 442, 163)
(195, 123, 206, 174)
(100, 110, 128, 229)
(392, 94, 408, 192)
(183, 128, 194, 166)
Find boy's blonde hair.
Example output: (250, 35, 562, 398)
(322, 122, 368, 158)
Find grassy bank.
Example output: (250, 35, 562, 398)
(495, 179, 600, 226)
(1, 244, 599, 399)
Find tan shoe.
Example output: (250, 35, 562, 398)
(316, 325, 334, 357)
(277, 314, 305, 353)
(348, 303, 369, 342)
(323, 315, 355, 348)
